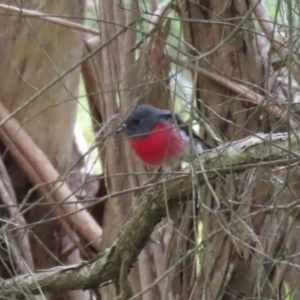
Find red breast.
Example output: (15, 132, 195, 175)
(129, 121, 184, 166)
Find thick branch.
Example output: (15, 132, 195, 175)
(0, 132, 299, 298)
(0, 102, 103, 251)
(170, 56, 299, 129)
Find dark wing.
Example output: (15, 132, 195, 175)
(159, 112, 212, 150)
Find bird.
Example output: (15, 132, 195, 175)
(117, 104, 211, 167)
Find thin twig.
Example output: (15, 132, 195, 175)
(0, 4, 100, 35)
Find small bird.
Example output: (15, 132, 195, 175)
(117, 105, 211, 166)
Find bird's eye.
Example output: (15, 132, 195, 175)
(133, 118, 140, 125)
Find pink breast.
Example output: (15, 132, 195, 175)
(129, 122, 183, 166)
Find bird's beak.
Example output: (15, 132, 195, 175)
(116, 123, 126, 133)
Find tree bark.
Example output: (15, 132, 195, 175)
(0, 1, 86, 299)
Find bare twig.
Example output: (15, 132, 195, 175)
(0, 4, 100, 35)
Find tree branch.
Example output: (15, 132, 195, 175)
(0, 132, 299, 299)
(0, 101, 103, 251)
(170, 56, 300, 130)
(0, 4, 100, 35)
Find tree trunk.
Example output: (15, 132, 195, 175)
(0, 1, 87, 299)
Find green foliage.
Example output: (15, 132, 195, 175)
(77, 77, 94, 145)
(76, 77, 101, 174)
(264, 0, 279, 20)
(284, 282, 295, 300)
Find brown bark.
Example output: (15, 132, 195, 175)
(0, 1, 87, 299)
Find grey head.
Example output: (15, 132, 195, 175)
(122, 105, 172, 138)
